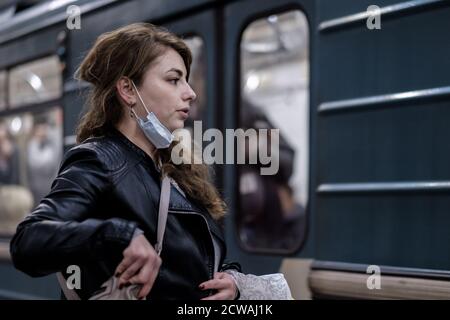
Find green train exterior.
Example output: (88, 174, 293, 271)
(0, 0, 449, 299)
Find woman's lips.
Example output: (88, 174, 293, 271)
(177, 110, 189, 119)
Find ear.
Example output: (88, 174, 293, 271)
(116, 77, 136, 107)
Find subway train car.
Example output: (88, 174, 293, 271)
(1, 0, 450, 299)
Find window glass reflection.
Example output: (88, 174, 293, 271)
(0, 107, 62, 236)
(238, 10, 309, 252)
(9, 55, 62, 108)
(183, 36, 206, 129)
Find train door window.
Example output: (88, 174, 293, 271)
(237, 10, 309, 252)
(0, 107, 63, 236)
(0, 71, 6, 111)
(182, 36, 206, 130)
(8, 55, 62, 108)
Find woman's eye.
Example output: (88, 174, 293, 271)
(169, 79, 180, 85)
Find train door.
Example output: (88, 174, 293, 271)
(222, 0, 316, 299)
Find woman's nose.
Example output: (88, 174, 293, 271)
(183, 84, 197, 102)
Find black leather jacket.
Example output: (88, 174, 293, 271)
(10, 129, 239, 300)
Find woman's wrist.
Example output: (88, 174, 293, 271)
(132, 228, 144, 238)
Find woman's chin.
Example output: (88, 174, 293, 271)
(170, 120, 186, 131)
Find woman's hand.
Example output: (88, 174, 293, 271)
(199, 272, 239, 300)
(114, 234, 162, 299)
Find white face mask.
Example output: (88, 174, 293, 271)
(130, 81, 174, 149)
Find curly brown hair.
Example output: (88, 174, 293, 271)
(75, 23, 226, 220)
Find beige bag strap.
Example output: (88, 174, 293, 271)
(154, 175, 170, 256)
(57, 175, 171, 300)
(57, 272, 81, 300)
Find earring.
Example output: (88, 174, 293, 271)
(129, 103, 135, 118)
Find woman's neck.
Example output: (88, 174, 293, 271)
(115, 117, 156, 161)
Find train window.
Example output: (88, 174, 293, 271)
(0, 71, 6, 111)
(8, 55, 62, 108)
(237, 10, 309, 252)
(0, 107, 63, 236)
(183, 36, 206, 129)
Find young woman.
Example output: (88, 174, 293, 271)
(10, 23, 240, 300)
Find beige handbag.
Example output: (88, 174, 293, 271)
(56, 175, 171, 300)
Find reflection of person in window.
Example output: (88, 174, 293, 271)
(0, 123, 20, 185)
(0, 123, 32, 235)
(185, 48, 205, 129)
(27, 121, 60, 205)
(238, 99, 306, 250)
